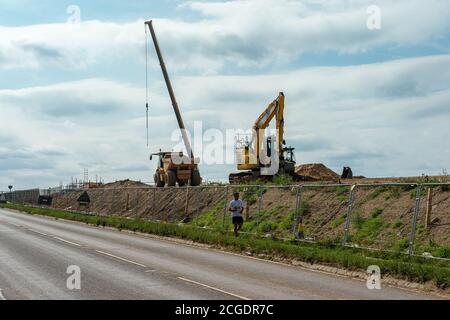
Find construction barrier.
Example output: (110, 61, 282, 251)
(5, 182, 449, 258)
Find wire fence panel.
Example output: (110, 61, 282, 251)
(152, 188, 173, 221)
(258, 186, 297, 238)
(298, 185, 351, 243)
(134, 188, 153, 219)
(230, 186, 263, 235)
(413, 184, 450, 257)
(346, 184, 417, 253)
(174, 187, 229, 229)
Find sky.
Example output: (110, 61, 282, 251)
(1, 0, 450, 190)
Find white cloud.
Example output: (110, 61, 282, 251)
(0, 0, 449, 72)
(1, 53, 450, 188)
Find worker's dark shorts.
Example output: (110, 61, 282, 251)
(232, 216, 244, 225)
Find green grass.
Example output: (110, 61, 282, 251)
(368, 187, 389, 200)
(386, 187, 401, 200)
(273, 173, 294, 186)
(351, 210, 388, 245)
(2, 203, 449, 289)
(369, 186, 411, 201)
(393, 220, 403, 229)
(191, 200, 225, 229)
(331, 214, 346, 229)
(414, 243, 450, 259)
(333, 186, 349, 203)
(370, 207, 384, 218)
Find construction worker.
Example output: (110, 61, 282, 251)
(229, 192, 244, 237)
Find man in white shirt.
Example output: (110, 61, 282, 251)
(229, 192, 244, 237)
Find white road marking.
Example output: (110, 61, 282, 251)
(53, 237, 81, 247)
(0, 288, 6, 300)
(95, 250, 147, 268)
(178, 277, 250, 300)
(30, 230, 48, 236)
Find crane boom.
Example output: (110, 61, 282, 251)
(145, 20, 194, 161)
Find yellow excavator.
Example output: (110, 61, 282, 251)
(229, 92, 302, 184)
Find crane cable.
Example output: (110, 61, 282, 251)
(145, 24, 149, 147)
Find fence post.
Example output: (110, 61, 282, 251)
(134, 189, 139, 219)
(222, 186, 229, 228)
(184, 187, 190, 220)
(425, 187, 432, 228)
(169, 188, 176, 222)
(408, 185, 422, 256)
(256, 186, 263, 229)
(152, 188, 156, 214)
(343, 184, 357, 245)
(292, 186, 303, 238)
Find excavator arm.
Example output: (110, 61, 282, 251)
(253, 92, 285, 158)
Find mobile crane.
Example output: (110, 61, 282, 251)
(145, 20, 201, 187)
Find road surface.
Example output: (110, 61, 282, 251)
(0, 208, 441, 300)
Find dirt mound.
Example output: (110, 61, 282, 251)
(296, 163, 339, 181)
(101, 179, 150, 189)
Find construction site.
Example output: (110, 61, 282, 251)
(2, 1, 450, 302)
(1, 20, 449, 261)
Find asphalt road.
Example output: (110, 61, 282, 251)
(0, 208, 442, 300)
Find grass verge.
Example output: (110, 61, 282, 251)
(2, 203, 449, 290)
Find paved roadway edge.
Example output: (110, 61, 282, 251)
(0, 207, 448, 299)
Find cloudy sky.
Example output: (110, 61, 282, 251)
(1, 0, 449, 190)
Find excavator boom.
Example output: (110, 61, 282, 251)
(253, 92, 285, 159)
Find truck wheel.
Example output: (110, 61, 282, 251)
(190, 170, 201, 186)
(154, 172, 165, 188)
(177, 180, 186, 187)
(166, 171, 177, 187)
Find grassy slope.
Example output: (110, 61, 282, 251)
(189, 185, 450, 259)
(1, 203, 449, 290)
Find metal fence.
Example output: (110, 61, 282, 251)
(4, 182, 449, 259)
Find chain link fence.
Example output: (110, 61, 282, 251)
(4, 182, 449, 259)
